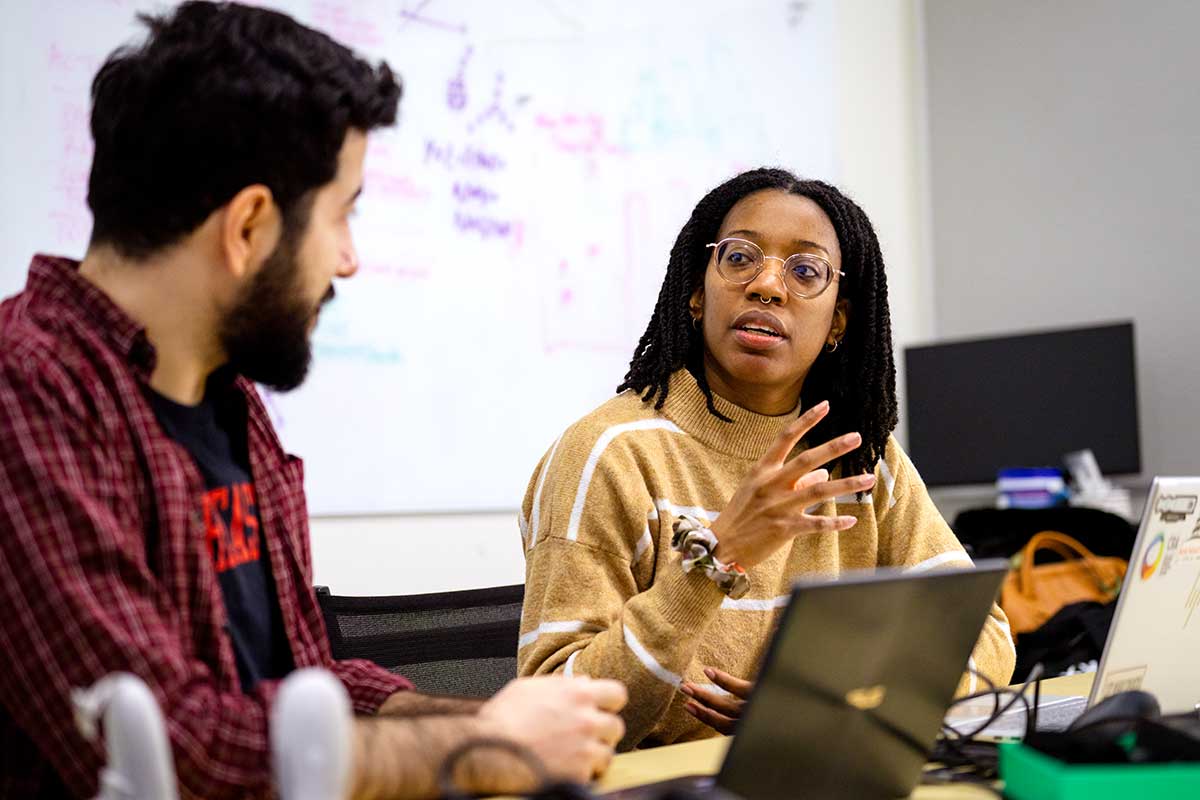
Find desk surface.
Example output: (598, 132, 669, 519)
(590, 673, 1096, 800)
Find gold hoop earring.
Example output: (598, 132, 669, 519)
(692, 316, 702, 331)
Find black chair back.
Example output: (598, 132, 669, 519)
(315, 584, 524, 698)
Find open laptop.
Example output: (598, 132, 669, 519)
(605, 560, 1009, 800)
(948, 476, 1200, 738)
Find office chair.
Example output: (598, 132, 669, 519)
(951, 506, 1136, 562)
(315, 584, 525, 698)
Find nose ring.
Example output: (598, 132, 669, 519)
(759, 296, 773, 305)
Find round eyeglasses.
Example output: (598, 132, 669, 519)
(706, 238, 844, 299)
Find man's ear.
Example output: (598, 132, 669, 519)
(220, 184, 281, 280)
(828, 298, 851, 345)
(689, 285, 705, 322)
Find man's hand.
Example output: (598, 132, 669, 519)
(478, 675, 628, 782)
(680, 668, 753, 735)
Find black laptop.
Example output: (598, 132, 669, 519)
(604, 561, 1009, 800)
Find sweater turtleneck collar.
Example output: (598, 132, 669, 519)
(659, 368, 803, 460)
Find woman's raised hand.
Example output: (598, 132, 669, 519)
(709, 401, 875, 570)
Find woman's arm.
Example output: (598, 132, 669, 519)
(878, 439, 1017, 692)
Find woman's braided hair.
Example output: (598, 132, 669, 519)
(616, 167, 897, 478)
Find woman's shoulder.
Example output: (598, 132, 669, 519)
(872, 433, 942, 514)
(835, 434, 906, 480)
(832, 434, 912, 517)
(524, 391, 672, 525)
(556, 389, 675, 448)
(879, 434, 929, 484)
(531, 390, 689, 486)
(879, 433, 906, 472)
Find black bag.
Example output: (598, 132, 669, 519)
(1012, 599, 1116, 682)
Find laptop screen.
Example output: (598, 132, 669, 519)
(1092, 477, 1200, 713)
(717, 563, 1007, 800)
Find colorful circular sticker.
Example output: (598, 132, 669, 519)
(1141, 532, 1166, 580)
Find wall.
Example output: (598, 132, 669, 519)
(923, 0, 1200, 497)
(311, 0, 934, 595)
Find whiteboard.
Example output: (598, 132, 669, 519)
(0, 0, 836, 514)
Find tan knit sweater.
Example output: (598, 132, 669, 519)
(518, 369, 1015, 750)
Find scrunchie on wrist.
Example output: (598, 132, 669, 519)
(670, 514, 751, 600)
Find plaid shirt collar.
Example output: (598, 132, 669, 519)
(27, 253, 158, 377)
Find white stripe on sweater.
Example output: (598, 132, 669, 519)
(966, 656, 978, 694)
(720, 594, 791, 611)
(906, 550, 973, 573)
(623, 624, 682, 687)
(564, 649, 582, 677)
(634, 523, 654, 562)
(528, 434, 565, 549)
(987, 614, 1017, 653)
(566, 420, 684, 541)
(878, 457, 897, 508)
(518, 620, 599, 650)
(654, 497, 720, 522)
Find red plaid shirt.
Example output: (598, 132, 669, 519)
(0, 255, 412, 799)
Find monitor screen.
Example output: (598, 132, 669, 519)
(903, 322, 1140, 486)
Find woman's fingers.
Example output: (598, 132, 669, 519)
(792, 467, 830, 491)
(758, 401, 830, 467)
(747, 474, 873, 536)
(704, 668, 754, 700)
(784, 472, 875, 513)
(683, 699, 739, 735)
(717, 405, 877, 568)
(681, 682, 744, 717)
(775, 431, 863, 489)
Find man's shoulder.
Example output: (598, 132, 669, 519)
(0, 293, 118, 415)
(2, 297, 66, 377)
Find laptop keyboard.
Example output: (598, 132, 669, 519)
(944, 695, 1087, 739)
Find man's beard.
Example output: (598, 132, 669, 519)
(219, 234, 332, 392)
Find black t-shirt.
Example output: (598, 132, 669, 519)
(146, 377, 294, 691)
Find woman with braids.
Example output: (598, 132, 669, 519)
(516, 168, 1015, 750)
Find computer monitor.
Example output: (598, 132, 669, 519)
(904, 321, 1140, 487)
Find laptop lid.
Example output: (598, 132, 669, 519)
(1090, 477, 1200, 713)
(716, 561, 1008, 800)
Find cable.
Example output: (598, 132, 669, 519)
(436, 737, 594, 800)
(922, 663, 1048, 789)
(941, 663, 1044, 741)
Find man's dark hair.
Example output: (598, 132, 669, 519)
(617, 167, 898, 479)
(87, 0, 402, 259)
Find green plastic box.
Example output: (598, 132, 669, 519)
(999, 741, 1200, 799)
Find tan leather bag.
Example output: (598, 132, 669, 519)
(1000, 530, 1127, 637)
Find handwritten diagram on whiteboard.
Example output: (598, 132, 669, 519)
(0, 0, 835, 513)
